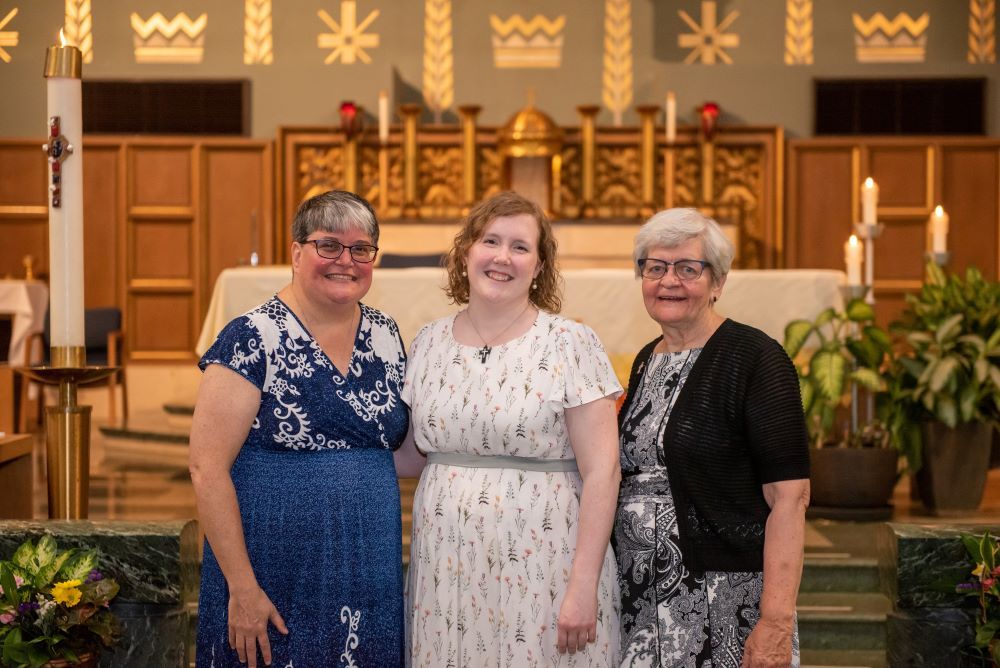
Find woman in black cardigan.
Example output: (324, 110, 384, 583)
(614, 208, 810, 667)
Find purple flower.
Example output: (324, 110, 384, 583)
(17, 601, 39, 614)
(86, 569, 103, 582)
(957, 582, 979, 591)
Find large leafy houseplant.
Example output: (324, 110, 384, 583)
(887, 262, 1000, 472)
(0, 536, 121, 668)
(783, 298, 893, 448)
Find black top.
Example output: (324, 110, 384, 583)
(619, 319, 810, 572)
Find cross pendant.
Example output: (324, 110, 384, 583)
(477, 345, 491, 363)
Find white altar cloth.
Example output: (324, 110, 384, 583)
(196, 266, 845, 361)
(0, 280, 48, 365)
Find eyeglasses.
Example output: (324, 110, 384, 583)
(638, 258, 711, 281)
(302, 238, 379, 263)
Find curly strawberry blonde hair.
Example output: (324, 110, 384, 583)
(444, 191, 562, 312)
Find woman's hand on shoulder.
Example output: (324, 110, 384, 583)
(227, 585, 288, 668)
(556, 579, 598, 655)
(741, 615, 794, 667)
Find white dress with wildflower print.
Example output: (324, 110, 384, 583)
(402, 310, 623, 667)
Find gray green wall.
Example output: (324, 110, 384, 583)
(0, 0, 995, 139)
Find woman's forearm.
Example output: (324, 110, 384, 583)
(191, 467, 259, 593)
(569, 466, 621, 588)
(759, 494, 807, 622)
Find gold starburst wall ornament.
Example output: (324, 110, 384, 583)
(318, 1, 380, 65)
(602, 0, 633, 126)
(678, 1, 739, 65)
(64, 1, 92, 63)
(0, 7, 19, 63)
(244, 0, 273, 64)
(423, 0, 454, 121)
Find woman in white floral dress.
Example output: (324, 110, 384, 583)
(395, 191, 623, 667)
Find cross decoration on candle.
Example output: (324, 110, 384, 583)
(43, 116, 73, 208)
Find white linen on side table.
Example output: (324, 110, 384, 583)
(0, 280, 49, 364)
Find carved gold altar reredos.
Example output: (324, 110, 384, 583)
(278, 119, 783, 268)
(497, 105, 563, 158)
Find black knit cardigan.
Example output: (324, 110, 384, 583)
(619, 318, 810, 572)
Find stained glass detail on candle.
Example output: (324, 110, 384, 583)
(43, 115, 73, 209)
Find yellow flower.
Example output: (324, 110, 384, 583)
(51, 579, 83, 606)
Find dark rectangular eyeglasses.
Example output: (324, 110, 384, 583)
(303, 239, 379, 263)
(638, 258, 711, 281)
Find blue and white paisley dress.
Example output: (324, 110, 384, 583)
(196, 296, 409, 668)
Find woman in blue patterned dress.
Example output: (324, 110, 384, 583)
(189, 190, 409, 668)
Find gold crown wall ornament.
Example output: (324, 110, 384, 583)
(0, 7, 19, 63)
(853, 12, 929, 63)
(131, 12, 207, 64)
(490, 14, 565, 69)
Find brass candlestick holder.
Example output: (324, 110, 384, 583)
(17, 345, 117, 519)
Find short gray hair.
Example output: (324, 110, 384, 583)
(292, 190, 380, 245)
(633, 208, 734, 284)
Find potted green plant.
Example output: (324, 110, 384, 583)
(783, 297, 899, 518)
(0, 536, 121, 668)
(888, 262, 1000, 514)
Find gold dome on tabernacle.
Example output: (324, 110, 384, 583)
(497, 103, 562, 158)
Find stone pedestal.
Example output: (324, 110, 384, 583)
(878, 522, 996, 666)
(0, 520, 199, 668)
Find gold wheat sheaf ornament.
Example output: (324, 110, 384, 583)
(602, 0, 633, 126)
(244, 0, 273, 64)
(784, 0, 813, 65)
(423, 0, 454, 121)
(968, 0, 996, 63)
(64, 0, 93, 63)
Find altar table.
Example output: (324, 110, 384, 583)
(0, 280, 48, 364)
(196, 267, 845, 364)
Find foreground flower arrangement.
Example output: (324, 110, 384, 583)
(0, 536, 121, 668)
(957, 530, 1000, 664)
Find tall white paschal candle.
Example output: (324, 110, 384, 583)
(844, 234, 863, 286)
(665, 91, 677, 144)
(861, 177, 878, 224)
(930, 205, 949, 253)
(378, 90, 389, 144)
(44, 33, 85, 350)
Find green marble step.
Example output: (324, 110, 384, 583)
(801, 555, 881, 592)
(800, 648, 886, 667)
(797, 592, 889, 651)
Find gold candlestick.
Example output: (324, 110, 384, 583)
(399, 104, 422, 218)
(636, 105, 659, 217)
(576, 105, 600, 218)
(458, 105, 482, 214)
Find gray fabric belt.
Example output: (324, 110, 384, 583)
(426, 451, 579, 472)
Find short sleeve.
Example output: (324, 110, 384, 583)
(557, 320, 624, 408)
(744, 338, 810, 484)
(198, 315, 268, 391)
(401, 323, 431, 409)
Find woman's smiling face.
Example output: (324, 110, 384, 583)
(464, 213, 542, 305)
(640, 238, 723, 330)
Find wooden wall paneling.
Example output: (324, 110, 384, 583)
(786, 142, 856, 270)
(0, 141, 47, 278)
(82, 141, 122, 307)
(940, 145, 999, 280)
(201, 141, 274, 314)
(126, 141, 198, 361)
(868, 145, 932, 213)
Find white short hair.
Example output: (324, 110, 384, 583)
(633, 208, 734, 285)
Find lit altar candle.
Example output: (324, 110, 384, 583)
(665, 91, 676, 144)
(378, 90, 389, 144)
(43, 31, 85, 351)
(861, 177, 878, 224)
(844, 234, 863, 286)
(929, 205, 949, 253)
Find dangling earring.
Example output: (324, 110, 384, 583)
(461, 269, 467, 277)
(531, 281, 538, 290)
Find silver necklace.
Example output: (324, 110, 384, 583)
(465, 303, 533, 363)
